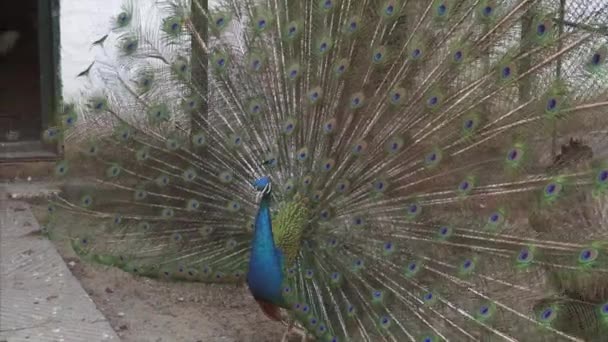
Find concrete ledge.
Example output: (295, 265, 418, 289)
(0, 200, 119, 342)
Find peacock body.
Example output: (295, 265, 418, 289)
(43, 0, 608, 340)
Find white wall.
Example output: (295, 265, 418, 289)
(60, 0, 124, 101)
(60, 0, 223, 101)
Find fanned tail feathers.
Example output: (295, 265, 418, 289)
(43, 0, 608, 341)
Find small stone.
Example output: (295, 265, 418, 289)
(117, 312, 125, 317)
(118, 324, 128, 331)
(177, 297, 185, 302)
(68, 261, 76, 268)
(105, 287, 114, 294)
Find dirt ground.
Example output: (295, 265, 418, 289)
(24, 201, 292, 342)
(64, 259, 290, 342)
(60, 255, 286, 342)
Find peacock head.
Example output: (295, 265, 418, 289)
(253, 176, 272, 195)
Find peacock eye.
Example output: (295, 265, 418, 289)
(598, 170, 608, 182)
(437, 4, 447, 16)
(536, 24, 546, 36)
(541, 308, 554, 320)
(454, 50, 463, 61)
(580, 249, 593, 261)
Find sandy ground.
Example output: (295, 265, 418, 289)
(22, 200, 293, 342)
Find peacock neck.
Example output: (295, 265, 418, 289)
(247, 193, 285, 305)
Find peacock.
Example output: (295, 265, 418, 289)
(42, 0, 608, 341)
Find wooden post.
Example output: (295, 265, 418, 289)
(190, 0, 207, 148)
(552, 0, 567, 160)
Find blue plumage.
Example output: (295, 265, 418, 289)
(247, 178, 285, 305)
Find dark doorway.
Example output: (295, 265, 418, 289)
(0, 0, 61, 161)
(1, 1, 41, 142)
